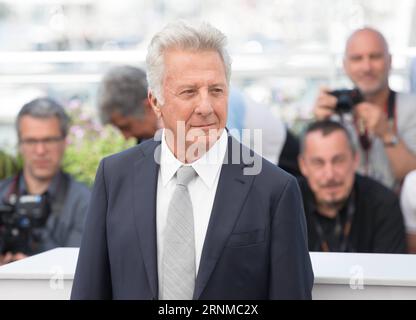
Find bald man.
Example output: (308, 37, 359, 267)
(313, 27, 416, 190)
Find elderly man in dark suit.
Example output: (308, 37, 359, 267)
(71, 21, 313, 300)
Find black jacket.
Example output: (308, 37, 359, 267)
(299, 174, 407, 253)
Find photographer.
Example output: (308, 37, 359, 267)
(314, 27, 416, 190)
(0, 98, 90, 264)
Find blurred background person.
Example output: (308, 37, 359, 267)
(0, 98, 90, 264)
(298, 120, 406, 253)
(400, 170, 416, 253)
(227, 86, 301, 176)
(227, 86, 286, 164)
(313, 27, 416, 191)
(97, 65, 160, 144)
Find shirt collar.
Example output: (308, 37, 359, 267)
(18, 170, 63, 198)
(160, 129, 228, 188)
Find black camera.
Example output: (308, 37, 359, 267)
(328, 88, 363, 113)
(0, 193, 50, 254)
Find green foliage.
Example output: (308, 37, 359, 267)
(62, 101, 135, 187)
(0, 150, 21, 180)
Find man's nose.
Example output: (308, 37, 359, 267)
(322, 163, 336, 179)
(361, 57, 372, 72)
(195, 91, 214, 116)
(34, 141, 47, 154)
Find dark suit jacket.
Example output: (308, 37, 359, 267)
(71, 136, 314, 299)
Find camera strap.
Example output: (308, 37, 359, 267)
(3, 172, 22, 206)
(386, 89, 397, 132)
(50, 172, 69, 218)
(356, 89, 397, 175)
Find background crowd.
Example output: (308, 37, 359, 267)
(1, 2, 416, 267)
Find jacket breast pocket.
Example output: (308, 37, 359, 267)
(226, 229, 265, 248)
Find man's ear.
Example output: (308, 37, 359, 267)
(148, 91, 161, 119)
(142, 98, 154, 114)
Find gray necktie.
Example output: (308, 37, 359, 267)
(160, 166, 197, 300)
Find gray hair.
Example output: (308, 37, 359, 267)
(300, 120, 356, 155)
(97, 65, 148, 124)
(16, 97, 70, 138)
(146, 20, 232, 104)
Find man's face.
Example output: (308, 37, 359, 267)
(150, 49, 228, 157)
(110, 112, 135, 139)
(18, 116, 66, 182)
(344, 30, 391, 96)
(299, 130, 358, 208)
(110, 111, 157, 141)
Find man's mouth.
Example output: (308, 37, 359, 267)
(33, 160, 51, 168)
(190, 123, 216, 129)
(359, 74, 377, 82)
(321, 182, 343, 189)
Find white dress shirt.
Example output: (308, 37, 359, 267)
(156, 129, 228, 273)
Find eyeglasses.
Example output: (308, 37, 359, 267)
(19, 137, 64, 148)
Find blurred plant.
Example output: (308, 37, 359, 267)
(62, 99, 136, 187)
(0, 150, 21, 180)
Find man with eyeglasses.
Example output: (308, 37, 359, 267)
(0, 97, 90, 264)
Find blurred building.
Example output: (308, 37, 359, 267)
(1, 0, 416, 150)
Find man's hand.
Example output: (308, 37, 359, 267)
(355, 102, 391, 139)
(313, 87, 338, 120)
(0, 252, 28, 265)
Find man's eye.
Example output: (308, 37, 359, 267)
(311, 160, 324, 167)
(370, 54, 383, 60)
(180, 89, 195, 96)
(210, 88, 224, 96)
(333, 156, 346, 165)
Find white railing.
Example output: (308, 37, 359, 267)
(0, 248, 415, 300)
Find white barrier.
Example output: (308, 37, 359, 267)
(0, 248, 77, 300)
(0, 248, 415, 300)
(311, 251, 416, 299)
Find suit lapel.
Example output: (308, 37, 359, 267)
(193, 137, 256, 299)
(132, 142, 161, 299)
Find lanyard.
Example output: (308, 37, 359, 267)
(313, 190, 356, 252)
